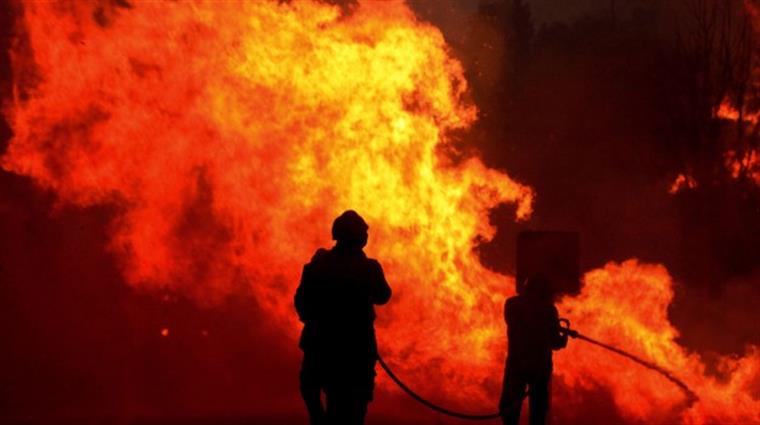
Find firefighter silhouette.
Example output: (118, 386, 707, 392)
(295, 210, 392, 425)
(500, 275, 568, 425)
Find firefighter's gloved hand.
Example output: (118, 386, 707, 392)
(558, 318, 578, 339)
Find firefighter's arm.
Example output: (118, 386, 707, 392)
(294, 263, 313, 323)
(295, 249, 329, 321)
(504, 297, 514, 325)
(368, 259, 391, 305)
(550, 306, 569, 350)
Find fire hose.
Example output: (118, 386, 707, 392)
(377, 318, 698, 421)
(376, 354, 502, 420)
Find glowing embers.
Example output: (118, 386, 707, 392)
(725, 150, 760, 185)
(669, 174, 698, 194)
(715, 100, 760, 124)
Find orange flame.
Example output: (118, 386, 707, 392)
(715, 100, 760, 124)
(725, 149, 760, 185)
(3, 1, 759, 423)
(669, 173, 698, 194)
(559, 261, 760, 424)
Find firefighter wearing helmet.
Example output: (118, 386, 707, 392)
(295, 210, 392, 425)
(500, 275, 568, 425)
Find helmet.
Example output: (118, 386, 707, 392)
(332, 210, 369, 245)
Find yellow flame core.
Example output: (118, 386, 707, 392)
(4, 1, 760, 423)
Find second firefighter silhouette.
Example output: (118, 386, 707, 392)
(295, 210, 392, 425)
(500, 275, 568, 425)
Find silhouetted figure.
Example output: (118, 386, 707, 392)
(295, 210, 392, 425)
(500, 275, 567, 425)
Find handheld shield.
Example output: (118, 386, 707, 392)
(516, 231, 580, 296)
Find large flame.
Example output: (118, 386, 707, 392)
(558, 261, 760, 424)
(3, 1, 759, 423)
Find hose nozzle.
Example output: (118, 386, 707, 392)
(559, 318, 579, 338)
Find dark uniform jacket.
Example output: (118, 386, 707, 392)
(295, 245, 391, 394)
(504, 294, 567, 377)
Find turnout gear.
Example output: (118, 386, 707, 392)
(500, 276, 567, 425)
(295, 211, 391, 425)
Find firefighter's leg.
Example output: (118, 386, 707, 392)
(527, 375, 551, 425)
(500, 363, 527, 425)
(300, 352, 325, 425)
(347, 398, 369, 425)
(325, 387, 369, 425)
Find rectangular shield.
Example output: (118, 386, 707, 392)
(516, 231, 580, 295)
